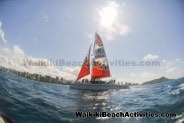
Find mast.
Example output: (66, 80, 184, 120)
(76, 45, 91, 81)
(91, 32, 111, 80)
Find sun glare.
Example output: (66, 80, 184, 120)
(99, 2, 118, 27)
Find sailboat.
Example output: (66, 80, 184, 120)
(70, 32, 129, 90)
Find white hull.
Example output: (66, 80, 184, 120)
(69, 83, 129, 90)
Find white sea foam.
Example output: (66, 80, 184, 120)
(0, 117, 4, 123)
(171, 83, 184, 95)
(175, 113, 184, 123)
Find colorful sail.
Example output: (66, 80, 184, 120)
(76, 45, 91, 81)
(91, 32, 111, 79)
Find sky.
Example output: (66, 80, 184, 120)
(0, 0, 184, 83)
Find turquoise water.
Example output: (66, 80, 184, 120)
(0, 72, 183, 123)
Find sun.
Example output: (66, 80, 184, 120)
(99, 2, 118, 28)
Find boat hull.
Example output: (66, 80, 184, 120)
(69, 83, 129, 90)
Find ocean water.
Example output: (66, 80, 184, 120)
(0, 72, 183, 123)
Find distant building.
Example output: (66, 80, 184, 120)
(45, 75, 51, 83)
(18, 71, 22, 77)
(40, 75, 45, 82)
(0, 66, 68, 85)
(51, 77, 56, 83)
(56, 76, 59, 83)
(22, 72, 29, 78)
(35, 74, 40, 81)
(60, 77, 63, 83)
(29, 74, 36, 80)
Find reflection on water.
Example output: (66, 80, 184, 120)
(76, 91, 110, 112)
(0, 72, 184, 123)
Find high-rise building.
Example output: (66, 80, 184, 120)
(60, 77, 63, 83)
(45, 75, 51, 83)
(56, 76, 59, 83)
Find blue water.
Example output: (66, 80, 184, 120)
(0, 72, 184, 123)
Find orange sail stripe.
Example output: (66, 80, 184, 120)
(76, 66, 90, 80)
(91, 67, 110, 79)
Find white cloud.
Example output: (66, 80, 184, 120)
(163, 59, 184, 76)
(162, 59, 166, 63)
(156, 58, 184, 79)
(0, 45, 77, 80)
(144, 54, 159, 60)
(39, 11, 49, 23)
(124, 58, 184, 83)
(130, 72, 136, 77)
(131, 58, 184, 83)
(119, 25, 131, 36)
(165, 67, 176, 73)
(175, 58, 180, 62)
(121, 2, 126, 6)
(138, 71, 156, 79)
(101, 33, 115, 40)
(116, 71, 160, 84)
(0, 21, 7, 43)
(0, 20, 84, 81)
(43, 15, 49, 22)
(130, 71, 157, 82)
(85, 33, 93, 38)
(63, 67, 80, 76)
(84, 32, 94, 42)
(100, 24, 131, 41)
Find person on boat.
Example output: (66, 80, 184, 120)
(85, 79, 88, 83)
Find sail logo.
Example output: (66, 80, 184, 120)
(95, 48, 106, 58)
(97, 48, 104, 54)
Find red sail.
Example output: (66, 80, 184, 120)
(76, 45, 91, 81)
(92, 66, 110, 79)
(91, 32, 111, 79)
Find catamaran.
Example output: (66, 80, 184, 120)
(70, 32, 129, 90)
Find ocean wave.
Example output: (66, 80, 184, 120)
(175, 113, 184, 123)
(170, 84, 184, 95)
(0, 72, 184, 123)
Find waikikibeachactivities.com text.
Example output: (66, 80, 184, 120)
(75, 111, 176, 118)
(24, 59, 160, 67)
